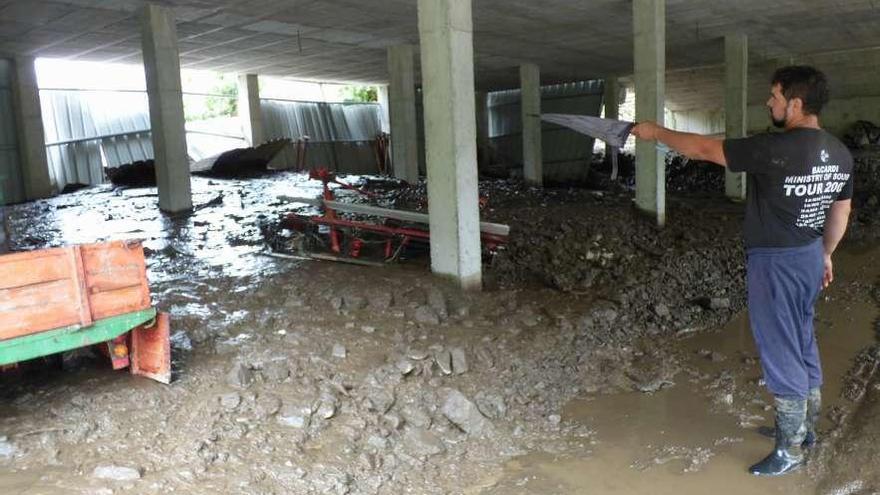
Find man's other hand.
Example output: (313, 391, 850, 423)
(632, 121, 661, 141)
(822, 254, 834, 289)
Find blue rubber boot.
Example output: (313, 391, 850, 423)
(749, 397, 807, 476)
(803, 388, 821, 448)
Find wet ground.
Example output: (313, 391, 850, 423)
(0, 169, 879, 494)
(474, 246, 880, 495)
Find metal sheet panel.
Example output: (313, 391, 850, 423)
(41, 89, 153, 188)
(488, 80, 604, 182)
(261, 98, 382, 174)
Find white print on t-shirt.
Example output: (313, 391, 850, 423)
(782, 160, 850, 229)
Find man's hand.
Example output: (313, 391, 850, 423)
(822, 253, 833, 289)
(630, 121, 727, 166)
(631, 121, 661, 141)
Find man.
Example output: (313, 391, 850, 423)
(631, 65, 853, 476)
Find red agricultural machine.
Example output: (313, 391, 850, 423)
(275, 168, 509, 264)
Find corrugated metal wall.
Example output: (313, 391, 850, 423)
(0, 59, 23, 205)
(41, 89, 153, 189)
(261, 98, 383, 175)
(489, 80, 604, 182)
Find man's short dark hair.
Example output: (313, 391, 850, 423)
(771, 65, 830, 115)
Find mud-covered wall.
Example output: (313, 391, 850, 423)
(748, 95, 880, 137)
(0, 59, 23, 205)
(666, 95, 880, 139)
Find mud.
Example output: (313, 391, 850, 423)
(0, 165, 878, 494)
(473, 246, 880, 495)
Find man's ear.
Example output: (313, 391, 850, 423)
(788, 97, 803, 116)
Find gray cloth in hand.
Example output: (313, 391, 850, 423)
(540, 114, 635, 148)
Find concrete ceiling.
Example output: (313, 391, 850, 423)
(1, 0, 880, 109)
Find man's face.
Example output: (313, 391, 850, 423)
(766, 84, 789, 128)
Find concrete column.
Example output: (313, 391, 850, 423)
(603, 75, 621, 179)
(417, 0, 481, 290)
(633, 0, 666, 226)
(141, 3, 192, 213)
(10, 56, 53, 200)
(520, 63, 542, 186)
(387, 44, 419, 183)
(237, 74, 264, 146)
(724, 34, 748, 201)
(474, 90, 489, 166)
(377, 84, 391, 133)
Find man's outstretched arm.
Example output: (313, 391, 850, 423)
(821, 199, 852, 288)
(631, 121, 727, 167)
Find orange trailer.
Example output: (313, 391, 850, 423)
(0, 240, 171, 383)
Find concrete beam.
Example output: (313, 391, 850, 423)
(417, 0, 482, 291)
(141, 3, 192, 213)
(237, 74, 264, 146)
(603, 75, 620, 178)
(387, 44, 419, 183)
(520, 63, 542, 186)
(475, 90, 489, 166)
(10, 56, 53, 201)
(724, 34, 748, 201)
(633, 0, 666, 226)
(377, 84, 391, 134)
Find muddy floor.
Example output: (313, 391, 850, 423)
(0, 163, 879, 494)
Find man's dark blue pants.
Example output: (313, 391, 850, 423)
(746, 239, 825, 400)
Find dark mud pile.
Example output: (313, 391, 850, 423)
(382, 178, 746, 345)
(849, 150, 880, 242)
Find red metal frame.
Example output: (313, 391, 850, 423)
(286, 168, 506, 261)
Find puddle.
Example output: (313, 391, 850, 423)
(474, 246, 880, 495)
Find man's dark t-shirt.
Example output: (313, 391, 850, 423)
(723, 128, 854, 249)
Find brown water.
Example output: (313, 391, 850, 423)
(473, 247, 880, 495)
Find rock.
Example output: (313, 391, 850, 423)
(401, 405, 432, 429)
(402, 428, 446, 457)
(365, 387, 396, 414)
(278, 403, 313, 428)
(262, 358, 291, 382)
(366, 435, 389, 450)
(474, 393, 506, 420)
(361, 325, 376, 334)
(413, 306, 440, 325)
(408, 349, 429, 360)
(317, 401, 336, 420)
(332, 344, 347, 359)
(450, 348, 468, 375)
(434, 350, 453, 375)
(226, 361, 254, 388)
(343, 294, 367, 310)
(396, 359, 415, 375)
(654, 303, 670, 318)
(330, 297, 343, 311)
(548, 414, 562, 425)
(710, 298, 731, 310)
(368, 291, 393, 311)
(441, 389, 493, 436)
(0, 436, 15, 458)
(254, 394, 282, 419)
(219, 392, 242, 410)
(427, 288, 448, 320)
(93, 465, 142, 481)
(698, 297, 731, 310)
(170, 330, 193, 351)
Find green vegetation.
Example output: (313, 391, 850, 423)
(185, 73, 239, 121)
(340, 85, 378, 103)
